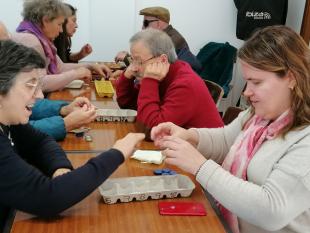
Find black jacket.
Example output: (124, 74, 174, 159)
(0, 124, 124, 232)
(234, 0, 288, 40)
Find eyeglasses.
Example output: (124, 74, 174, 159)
(25, 78, 43, 96)
(143, 19, 159, 28)
(131, 56, 155, 66)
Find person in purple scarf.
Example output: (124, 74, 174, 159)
(12, 0, 111, 93)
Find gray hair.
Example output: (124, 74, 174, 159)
(130, 28, 177, 63)
(22, 0, 70, 25)
(0, 40, 45, 95)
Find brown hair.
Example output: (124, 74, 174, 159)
(238, 25, 310, 135)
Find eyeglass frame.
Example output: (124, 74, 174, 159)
(131, 56, 156, 67)
(143, 19, 159, 28)
(25, 77, 44, 96)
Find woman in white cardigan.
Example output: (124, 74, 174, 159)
(151, 25, 310, 233)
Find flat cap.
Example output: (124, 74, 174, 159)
(139, 6, 170, 24)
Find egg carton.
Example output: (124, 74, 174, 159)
(96, 109, 137, 122)
(98, 174, 195, 204)
(94, 80, 115, 98)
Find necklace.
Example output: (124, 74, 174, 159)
(0, 124, 14, 146)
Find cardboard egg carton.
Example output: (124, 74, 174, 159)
(96, 109, 137, 122)
(98, 175, 195, 204)
(94, 80, 115, 98)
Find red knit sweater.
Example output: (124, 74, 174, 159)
(116, 60, 223, 129)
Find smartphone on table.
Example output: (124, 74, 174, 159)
(158, 201, 207, 216)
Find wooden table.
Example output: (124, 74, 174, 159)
(10, 154, 227, 233)
(50, 82, 153, 152)
(59, 121, 156, 152)
(8, 82, 228, 233)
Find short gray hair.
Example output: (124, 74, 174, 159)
(22, 0, 70, 25)
(130, 29, 177, 63)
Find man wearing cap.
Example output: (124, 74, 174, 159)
(115, 6, 201, 72)
(115, 29, 223, 138)
(140, 7, 187, 54)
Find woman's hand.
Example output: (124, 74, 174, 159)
(79, 43, 92, 58)
(63, 104, 97, 132)
(151, 122, 199, 148)
(74, 67, 92, 82)
(60, 97, 91, 116)
(160, 136, 207, 175)
(89, 63, 112, 78)
(112, 133, 145, 159)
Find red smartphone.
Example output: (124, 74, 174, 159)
(158, 201, 207, 216)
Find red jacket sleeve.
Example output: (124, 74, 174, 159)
(115, 74, 139, 109)
(137, 77, 196, 128)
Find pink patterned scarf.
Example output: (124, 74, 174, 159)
(220, 110, 292, 233)
(16, 21, 58, 74)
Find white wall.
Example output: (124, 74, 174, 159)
(0, 0, 306, 61)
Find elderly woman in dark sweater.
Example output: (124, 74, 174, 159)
(0, 40, 144, 233)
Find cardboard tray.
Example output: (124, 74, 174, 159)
(98, 175, 195, 204)
(96, 109, 137, 122)
(94, 80, 115, 98)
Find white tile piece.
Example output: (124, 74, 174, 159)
(131, 150, 164, 164)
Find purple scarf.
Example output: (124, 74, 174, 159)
(16, 21, 58, 74)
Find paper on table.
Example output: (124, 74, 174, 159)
(131, 150, 165, 164)
(65, 80, 84, 89)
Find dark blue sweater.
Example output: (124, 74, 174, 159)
(0, 124, 124, 232)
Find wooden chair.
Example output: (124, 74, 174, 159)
(204, 79, 224, 107)
(222, 106, 244, 125)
